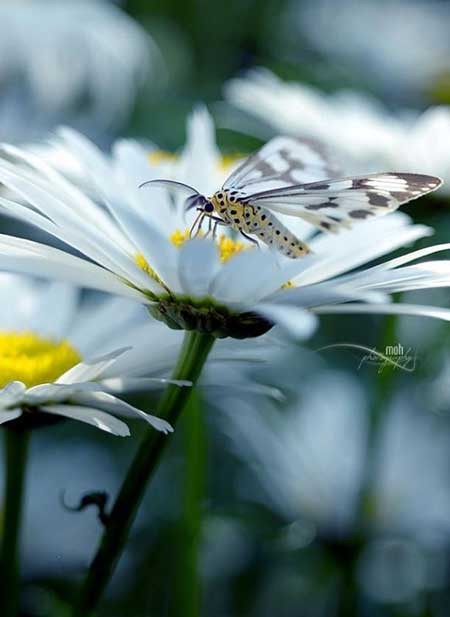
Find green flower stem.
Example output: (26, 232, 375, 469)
(174, 391, 206, 617)
(72, 331, 215, 617)
(1, 427, 30, 617)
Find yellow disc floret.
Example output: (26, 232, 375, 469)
(216, 234, 246, 262)
(0, 331, 81, 389)
(169, 229, 246, 262)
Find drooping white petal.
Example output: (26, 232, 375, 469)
(71, 391, 173, 434)
(0, 408, 23, 424)
(177, 239, 221, 298)
(56, 348, 131, 385)
(254, 303, 318, 339)
(40, 404, 130, 436)
(0, 381, 26, 408)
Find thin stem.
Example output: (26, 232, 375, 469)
(174, 391, 206, 617)
(1, 427, 30, 617)
(72, 331, 215, 617)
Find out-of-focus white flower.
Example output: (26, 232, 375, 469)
(290, 0, 450, 101)
(0, 0, 157, 137)
(0, 109, 449, 343)
(224, 371, 450, 600)
(0, 273, 175, 435)
(225, 371, 368, 537)
(226, 70, 450, 195)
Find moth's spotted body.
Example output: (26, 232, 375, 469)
(209, 189, 310, 257)
(141, 137, 442, 259)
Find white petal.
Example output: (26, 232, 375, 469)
(24, 382, 104, 405)
(298, 220, 432, 286)
(0, 235, 145, 301)
(178, 239, 221, 298)
(71, 391, 173, 434)
(56, 348, 131, 384)
(336, 261, 450, 294)
(344, 242, 450, 278)
(3, 139, 131, 249)
(313, 303, 450, 321)
(268, 282, 389, 308)
(0, 161, 137, 278)
(210, 249, 281, 305)
(100, 377, 191, 393)
(40, 404, 130, 436)
(0, 381, 26, 408)
(102, 197, 181, 293)
(0, 408, 23, 424)
(254, 303, 318, 339)
(178, 106, 222, 195)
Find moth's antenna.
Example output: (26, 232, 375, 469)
(139, 179, 200, 197)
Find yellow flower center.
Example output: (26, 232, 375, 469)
(135, 229, 247, 286)
(0, 331, 81, 389)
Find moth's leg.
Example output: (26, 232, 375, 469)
(240, 230, 260, 248)
(211, 217, 228, 239)
(189, 209, 205, 238)
(204, 214, 227, 237)
(201, 215, 228, 239)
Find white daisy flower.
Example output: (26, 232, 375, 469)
(0, 0, 157, 136)
(0, 110, 448, 343)
(0, 273, 173, 436)
(226, 70, 450, 195)
(290, 0, 450, 100)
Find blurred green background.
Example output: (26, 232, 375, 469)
(1, 1, 450, 616)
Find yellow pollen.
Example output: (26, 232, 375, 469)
(0, 331, 81, 389)
(147, 149, 242, 173)
(282, 280, 296, 289)
(170, 229, 246, 263)
(170, 229, 193, 249)
(218, 152, 243, 172)
(148, 150, 177, 166)
(216, 234, 246, 262)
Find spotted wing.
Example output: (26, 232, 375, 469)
(223, 136, 339, 194)
(245, 173, 442, 233)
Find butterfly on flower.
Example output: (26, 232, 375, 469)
(140, 137, 442, 259)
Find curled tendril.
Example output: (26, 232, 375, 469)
(60, 490, 110, 526)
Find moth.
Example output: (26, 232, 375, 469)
(140, 136, 442, 259)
